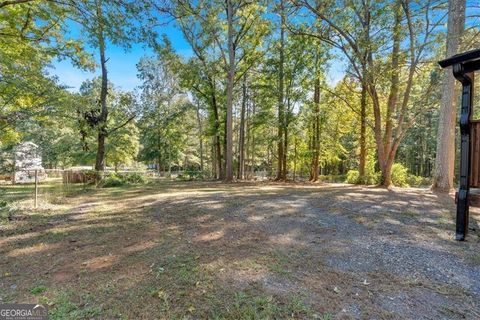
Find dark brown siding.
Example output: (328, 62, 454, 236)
(470, 121, 480, 187)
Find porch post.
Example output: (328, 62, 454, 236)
(453, 64, 473, 241)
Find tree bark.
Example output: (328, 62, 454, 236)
(94, 0, 108, 172)
(310, 77, 321, 182)
(237, 74, 247, 179)
(283, 98, 289, 180)
(225, 0, 235, 182)
(359, 81, 367, 180)
(250, 99, 256, 179)
(275, 0, 286, 181)
(432, 0, 466, 192)
(211, 92, 223, 180)
(367, 1, 401, 187)
(293, 137, 297, 181)
(195, 101, 204, 174)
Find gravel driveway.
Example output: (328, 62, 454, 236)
(1, 181, 479, 319)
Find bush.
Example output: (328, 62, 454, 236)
(99, 172, 146, 188)
(345, 169, 381, 185)
(101, 175, 125, 188)
(346, 163, 427, 188)
(346, 170, 360, 184)
(407, 174, 430, 187)
(391, 163, 409, 187)
(117, 172, 146, 184)
(363, 172, 381, 185)
(346, 155, 382, 185)
(177, 170, 205, 181)
(319, 174, 346, 183)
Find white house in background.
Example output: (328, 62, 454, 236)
(14, 141, 45, 183)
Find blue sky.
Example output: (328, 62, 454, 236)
(49, 22, 194, 92)
(49, 22, 345, 93)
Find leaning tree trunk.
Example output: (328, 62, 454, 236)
(372, 1, 401, 187)
(94, 1, 108, 172)
(381, 1, 401, 187)
(432, 0, 466, 192)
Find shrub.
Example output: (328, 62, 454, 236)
(346, 170, 360, 184)
(346, 169, 381, 185)
(391, 163, 409, 187)
(100, 173, 125, 188)
(99, 172, 146, 188)
(362, 157, 382, 185)
(101, 175, 125, 188)
(187, 170, 205, 180)
(177, 170, 205, 181)
(117, 172, 146, 184)
(362, 172, 382, 185)
(0, 189, 7, 208)
(407, 174, 430, 187)
(319, 174, 346, 183)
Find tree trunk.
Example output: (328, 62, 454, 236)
(283, 100, 288, 180)
(308, 123, 314, 180)
(211, 92, 223, 180)
(310, 78, 321, 182)
(212, 138, 217, 179)
(225, 0, 235, 182)
(250, 99, 256, 179)
(359, 81, 367, 181)
(369, 1, 401, 187)
(293, 137, 297, 181)
(195, 101, 204, 174)
(275, 0, 286, 181)
(95, 130, 107, 171)
(245, 89, 251, 179)
(237, 75, 247, 179)
(432, 0, 466, 192)
(379, 2, 401, 187)
(94, 0, 108, 172)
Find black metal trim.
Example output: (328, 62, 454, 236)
(453, 64, 473, 241)
(439, 48, 480, 69)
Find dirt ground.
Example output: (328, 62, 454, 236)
(1, 180, 480, 319)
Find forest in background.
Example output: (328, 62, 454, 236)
(1, 0, 478, 188)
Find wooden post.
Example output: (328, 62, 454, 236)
(34, 169, 38, 209)
(439, 49, 480, 240)
(453, 67, 473, 241)
(66, 170, 70, 194)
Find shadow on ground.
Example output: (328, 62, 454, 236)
(1, 181, 479, 319)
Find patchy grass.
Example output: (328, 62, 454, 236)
(30, 284, 47, 295)
(467, 254, 480, 265)
(45, 291, 103, 320)
(0, 180, 478, 319)
(266, 252, 292, 277)
(403, 209, 420, 218)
